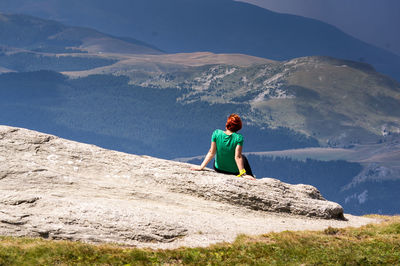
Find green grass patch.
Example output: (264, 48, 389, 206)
(1, 216, 399, 265)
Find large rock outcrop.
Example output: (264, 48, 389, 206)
(0, 125, 375, 248)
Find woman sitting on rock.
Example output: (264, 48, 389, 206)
(192, 113, 255, 179)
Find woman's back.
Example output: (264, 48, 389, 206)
(212, 129, 243, 173)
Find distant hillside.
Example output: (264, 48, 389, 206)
(0, 0, 399, 80)
(0, 70, 318, 158)
(1, 48, 399, 156)
(0, 13, 162, 54)
(0, 48, 118, 72)
(68, 54, 399, 148)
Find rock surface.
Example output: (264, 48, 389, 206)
(0, 125, 376, 248)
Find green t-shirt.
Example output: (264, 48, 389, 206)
(212, 129, 243, 173)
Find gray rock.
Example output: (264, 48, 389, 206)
(0, 125, 375, 248)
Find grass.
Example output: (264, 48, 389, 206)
(0, 215, 399, 265)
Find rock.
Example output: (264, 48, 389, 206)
(0, 125, 374, 248)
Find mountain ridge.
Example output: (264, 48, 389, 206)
(1, 0, 399, 80)
(0, 12, 162, 54)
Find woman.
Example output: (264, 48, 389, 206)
(192, 114, 254, 179)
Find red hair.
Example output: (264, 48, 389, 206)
(226, 114, 242, 132)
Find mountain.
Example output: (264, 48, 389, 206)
(0, 13, 162, 55)
(0, 0, 399, 81)
(3, 13, 397, 152)
(0, 13, 162, 72)
(62, 54, 400, 148)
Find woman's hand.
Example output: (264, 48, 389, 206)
(191, 142, 216, 171)
(241, 175, 256, 180)
(190, 166, 203, 171)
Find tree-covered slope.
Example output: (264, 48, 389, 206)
(0, 71, 317, 158)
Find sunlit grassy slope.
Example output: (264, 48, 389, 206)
(1, 216, 399, 265)
(284, 57, 400, 145)
(241, 57, 400, 147)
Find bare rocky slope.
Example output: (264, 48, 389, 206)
(0, 126, 376, 248)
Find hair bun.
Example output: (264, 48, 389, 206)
(226, 114, 242, 132)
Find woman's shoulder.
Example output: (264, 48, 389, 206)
(233, 132, 244, 141)
(213, 129, 223, 135)
(233, 131, 243, 137)
(212, 129, 223, 139)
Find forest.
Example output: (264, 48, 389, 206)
(0, 71, 318, 158)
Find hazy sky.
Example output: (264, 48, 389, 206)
(237, 0, 400, 56)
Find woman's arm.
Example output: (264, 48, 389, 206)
(235, 145, 255, 179)
(191, 142, 216, 171)
(235, 144, 245, 172)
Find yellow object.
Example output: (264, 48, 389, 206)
(237, 169, 246, 177)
